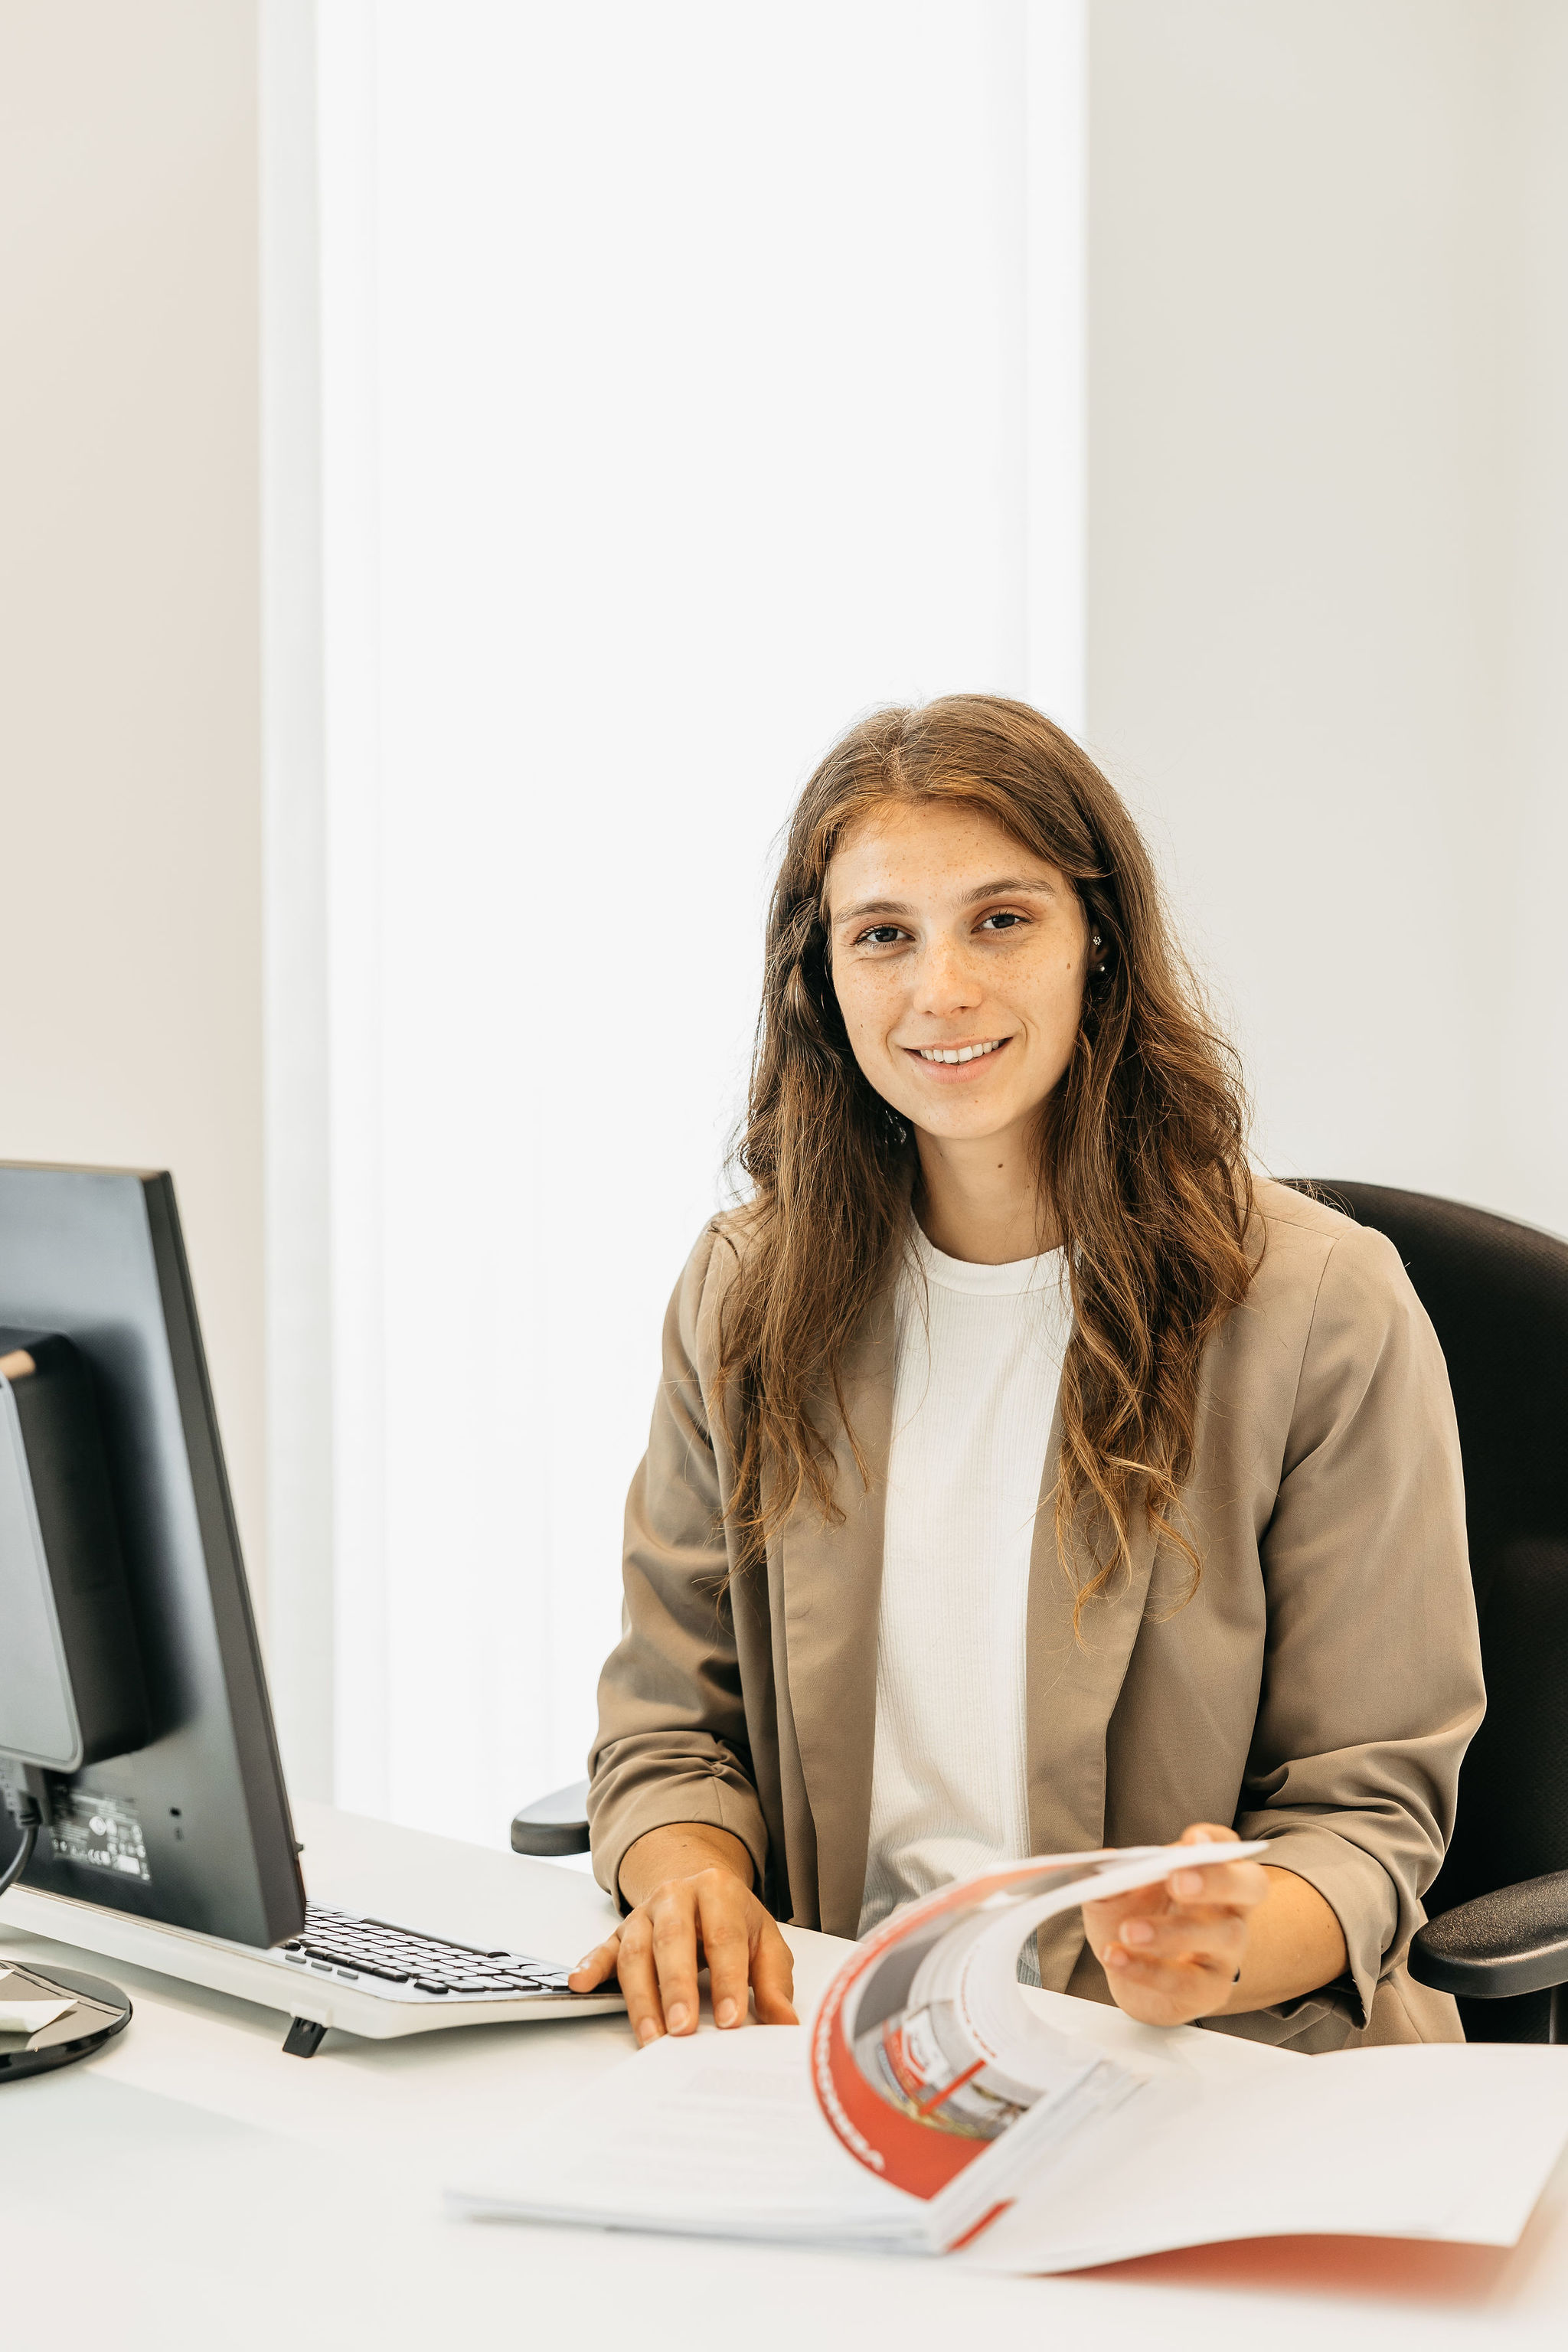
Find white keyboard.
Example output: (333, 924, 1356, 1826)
(276, 1902, 580, 2003)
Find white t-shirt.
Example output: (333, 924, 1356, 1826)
(858, 1224, 1070, 1937)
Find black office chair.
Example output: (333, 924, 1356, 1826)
(511, 1780, 591, 1858)
(1288, 1181, 1568, 2043)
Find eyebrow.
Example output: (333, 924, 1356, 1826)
(833, 876, 1057, 925)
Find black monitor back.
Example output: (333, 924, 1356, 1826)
(0, 1163, 304, 1949)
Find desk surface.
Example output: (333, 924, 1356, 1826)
(2, 1803, 1566, 2350)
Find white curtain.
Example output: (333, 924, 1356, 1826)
(305, 0, 1086, 1845)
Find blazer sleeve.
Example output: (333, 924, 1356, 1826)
(586, 1226, 769, 1908)
(1235, 1223, 1486, 2027)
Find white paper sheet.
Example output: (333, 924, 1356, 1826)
(959, 2044, 1568, 2273)
(451, 2025, 923, 2247)
(0, 1997, 74, 2037)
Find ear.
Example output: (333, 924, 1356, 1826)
(1081, 894, 1115, 980)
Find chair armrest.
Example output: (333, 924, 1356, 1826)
(510, 1778, 592, 1859)
(1410, 1869, 1568, 2000)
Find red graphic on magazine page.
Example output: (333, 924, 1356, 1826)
(809, 1842, 1266, 2237)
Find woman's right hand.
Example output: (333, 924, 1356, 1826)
(567, 1823, 797, 2043)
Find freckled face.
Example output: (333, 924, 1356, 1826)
(825, 802, 1090, 1147)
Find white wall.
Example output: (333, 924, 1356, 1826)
(0, 4, 267, 1592)
(1086, 0, 1568, 1236)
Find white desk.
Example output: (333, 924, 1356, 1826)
(2, 1803, 1566, 2350)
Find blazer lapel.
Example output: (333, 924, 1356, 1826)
(1025, 1398, 1161, 1986)
(777, 1285, 894, 1938)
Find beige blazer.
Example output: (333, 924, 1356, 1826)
(588, 1181, 1486, 2052)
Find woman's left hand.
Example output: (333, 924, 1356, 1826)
(1080, 1822, 1270, 2027)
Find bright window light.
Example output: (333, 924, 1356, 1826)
(306, 0, 1086, 1844)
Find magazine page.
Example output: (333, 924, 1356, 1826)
(448, 2024, 927, 2249)
(812, 1841, 1266, 2249)
(954, 2043, 1568, 2275)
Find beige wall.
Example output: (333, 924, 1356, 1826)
(0, 4, 266, 1593)
(1087, 0, 1568, 1236)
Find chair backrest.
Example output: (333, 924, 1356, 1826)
(1287, 1182, 1568, 1936)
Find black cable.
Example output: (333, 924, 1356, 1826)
(0, 1821, 38, 1898)
(0, 1782, 43, 1897)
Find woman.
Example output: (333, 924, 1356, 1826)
(569, 696, 1484, 2054)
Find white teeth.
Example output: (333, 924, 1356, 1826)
(917, 1039, 1002, 1065)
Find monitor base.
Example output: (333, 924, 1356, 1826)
(0, 1958, 130, 2083)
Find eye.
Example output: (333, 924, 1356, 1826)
(978, 910, 1028, 933)
(855, 923, 909, 947)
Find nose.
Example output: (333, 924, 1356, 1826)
(913, 930, 983, 1019)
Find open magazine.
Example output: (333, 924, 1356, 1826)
(449, 1842, 1568, 2272)
(809, 1842, 1251, 2249)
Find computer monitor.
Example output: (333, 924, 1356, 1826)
(0, 1162, 305, 1951)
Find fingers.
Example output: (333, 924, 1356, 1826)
(1099, 1902, 1246, 2026)
(694, 1872, 753, 2030)
(1083, 1880, 1168, 1927)
(1168, 1822, 1259, 1907)
(1102, 1943, 1237, 2012)
(647, 1880, 704, 2039)
(1100, 1870, 1266, 1970)
(609, 1878, 703, 2043)
(1166, 1860, 1269, 1910)
(1109, 1905, 1248, 1971)
(750, 1919, 799, 2026)
(616, 1906, 673, 2044)
(605, 1867, 789, 2046)
(567, 1932, 621, 1993)
(1085, 1828, 1269, 2026)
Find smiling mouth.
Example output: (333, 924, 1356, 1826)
(906, 1037, 1009, 1067)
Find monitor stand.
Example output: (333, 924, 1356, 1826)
(0, 1956, 130, 2082)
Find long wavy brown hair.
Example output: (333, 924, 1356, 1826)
(711, 695, 1254, 1622)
